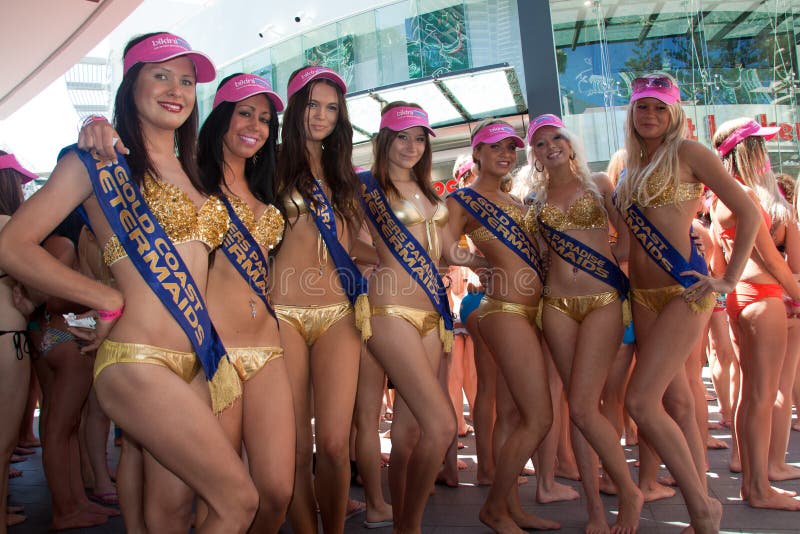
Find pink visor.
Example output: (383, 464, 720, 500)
(717, 120, 780, 157)
(213, 74, 285, 112)
(630, 77, 681, 105)
(471, 122, 524, 149)
(455, 160, 475, 182)
(527, 114, 565, 143)
(123, 33, 216, 83)
(0, 154, 37, 183)
(286, 66, 347, 100)
(379, 106, 435, 136)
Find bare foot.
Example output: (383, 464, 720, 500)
(435, 472, 458, 488)
(729, 454, 741, 473)
(536, 480, 580, 503)
(640, 481, 676, 502)
(746, 488, 800, 510)
(585, 515, 611, 534)
(599, 474, 618, 496)
(555, 465, 581, 481)
(769, 464, 800, 481)
(612, 488, 644, 534)
(380, 452, 390, 467)
(517, 476, 528, 486)
(479, 505, 527, 534)
(693, 497, 722, 534)
(477, 469, 495, 485)
(707, 421, 722, 430)
(7, 505, 24, 514)
(792, 421, 800, 432)
(85, 501, 120, 517)
(17, 438, 40, 448)
(706, 436, 728, 450)
(521, 466, 536, 476)
(511, 509, 560, 530)
(457, 459, 468, 470)
(52, 509, 108, 530)
(7, 513, 26, 527)
(657, 475, 677, 487)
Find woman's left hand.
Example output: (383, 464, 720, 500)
(680, 270, 735, 301)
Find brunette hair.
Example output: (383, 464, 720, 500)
(0, 150, 24, 216)
(276, 66, 361, 228)
(197, 73, 279, 204)
(371, 101, 438, 204)
(113, 32, 202, 190)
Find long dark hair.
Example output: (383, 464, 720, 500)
(197, 73, 279, 204)
(276, 66, 361, 228)
(371, 101, 437, 204)
(113, 32, 202, 190)
(0, 150, 25, 216)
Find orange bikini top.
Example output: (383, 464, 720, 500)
(718, 204, 771, 240)
(636, 171, 704, 208)
(467, 202, 537, 243)
(225, 195, 284, 251)
(539, 191, 607, 231)
(103, 173, 229, 266)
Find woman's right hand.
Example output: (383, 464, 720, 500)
(78, 117, 128, 161)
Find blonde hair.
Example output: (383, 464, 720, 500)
(713, 117, 792, 225)
(606, 148, 627, 186)
(615, 73, 686, 210)
(522, 124, 603, 214)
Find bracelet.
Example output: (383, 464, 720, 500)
(80, 115, 108, 130)
(792, 300, 800, 307)
(96, 305, 124, 322)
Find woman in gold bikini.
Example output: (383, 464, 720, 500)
(273, 66, 369, 534)
(362, 102, 485, 532)
(196, 73, 295, 531)
(527, 114, 643, 533)
(0, 33, 259, 533)
(615, 74, 760, 533)
(446, 119, 559, 533)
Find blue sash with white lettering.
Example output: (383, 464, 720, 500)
(219, 196, 276, 321)
(537, 218, 629, 299)
(615, 194, 708, 287)
(358, 172, 453, 351)
(304, 179, 370, 339)
(449, 188, 542, 278)
(60, 144, 240, 413)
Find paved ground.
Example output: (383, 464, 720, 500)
(9, 374, 800, 533)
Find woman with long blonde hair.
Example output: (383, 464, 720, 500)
(711, 117, 800, 509)
(616, 74, 761, 532)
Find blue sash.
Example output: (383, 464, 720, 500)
(358, 172, 453, 351)
(538, 218, 629, 299)
(61, 145, 241, 413)
(449, 188, 542, 278)
(615, 195, 708, 287)
(303, 179, 370, 339)
(219, 196, 276, 321)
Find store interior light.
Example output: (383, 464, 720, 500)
(378, 83, 463, 125)
(442, 70, 519, 117)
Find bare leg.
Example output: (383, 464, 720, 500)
(17, 366, 40, 447)
(636, 434, 675, 502)
(625, 299, 721, 534)
(707, 312, 735, 427)
(84, 388, 116, 501)
(311, 317, 361, 534)
(368, 315, 455, 533)
(95, 363, 259, 533)
(0, 332, 29, 534)
(466, 312, 496, 485)
(354, 345, 393, 525)
(117, 434, 145, 534)
(768, 318, 800, 481)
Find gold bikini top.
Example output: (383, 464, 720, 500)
(468, 202, 537, 243)
(638, 171, 704, 208)
(225, 195, 285, 251)
(282, 188, 310, 219)
(390, 198, 449, 258)
(103, 173, 229, 266)
(539, 191, 607, 231)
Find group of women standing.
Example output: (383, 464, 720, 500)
(0, 27, 795, 534)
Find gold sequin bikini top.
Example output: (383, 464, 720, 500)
(468, 202, 537, 243)
(637, 171, 704, 208)
(282, 188, 309, 219)
(103, 173, 229, 266)
(225, 195, 285, 251)
(539, 191, 607, 231)
(390, 198, 449, 258)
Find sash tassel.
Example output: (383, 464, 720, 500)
(209, 357, 242, 415)
(622, 297, 632, 327)
(439, 316, 453, 353)
(355, 293, 372, 342)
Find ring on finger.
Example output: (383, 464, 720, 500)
(111, 137, 119, 147)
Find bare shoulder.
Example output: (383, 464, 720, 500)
(591, 171, 613, 194)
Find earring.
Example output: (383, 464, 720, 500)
(569, 151, 576, 161)
(534, 160, 544, 172)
